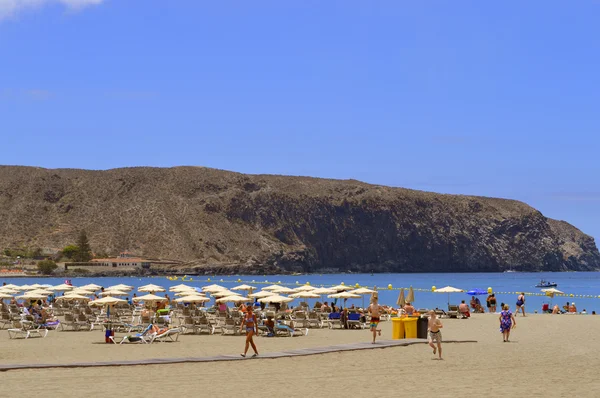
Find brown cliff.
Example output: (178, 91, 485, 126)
(0, 166, 598, 274)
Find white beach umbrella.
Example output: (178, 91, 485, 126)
(294, 285, 317, 292)
(16, 293, 47, 300)
(289, 291, 320, 299)
(350, 288, 377, 295)
(89, 296, 126, 306)
(311, 287, 337, 295)
(202, 284, 226, 293)
(231, 284, 255, 291)
(55, 294, 91, 302)
(211, 290, 236, 298)
(271, 286, 297, 294)
(203, 286, 229, 294)
(19, 285, 36, 290)
(434, 286, 464, 307)
(100, 290, 129, 297)
(106, 284, 134, 291)
(174, 295, 211, 304)
(28, 289, 54, 295)
(0, 293, 14, 299)
(51, 284, 74, 292)
(350, 288, 377, 308)
(30, 284, 48, 289)
(249, 290, 277, 299)
(328, 292, 361, 299)
(170, 286, 199, 294)
(138, 284, 166, 293)
(65, 289, 95, 296)
(133, 294, 167, 302)
(79, 284, 102, 291)
(0, 289, 19, 295)
(262, 284, 284, 291)
(1, 284, 20, 290)
(331, 284, 354, 292)
(170, 283, 193, 290)
(175, 291, 205, 297)
(257, 295, 294, 304)
(216, 295, 248, 303)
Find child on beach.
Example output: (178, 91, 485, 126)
(367, 293, 383, 344)
(428, 310, 443, 360)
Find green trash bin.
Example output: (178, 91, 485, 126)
(391, 318, 405, 339)
(402, 317, 418, 339)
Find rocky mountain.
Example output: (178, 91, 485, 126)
(0, 166, 598, 274)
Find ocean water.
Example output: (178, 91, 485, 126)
(3, 272, 599, 312)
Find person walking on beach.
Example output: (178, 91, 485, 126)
(367, 293, 383, 344)
(499, 304, 516, 342)
(240, 306, 259, 357)
(515, 293, 526, 317)
(428, 310, 443, 359)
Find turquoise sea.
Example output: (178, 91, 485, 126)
(3, 272, 600, 312)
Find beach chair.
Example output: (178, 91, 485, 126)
(293, 311, 309, 328)
(307, 311, 323, 328)
(328, 312, 342, 329)
(8, 320, 48, 339)
(61, 313, 80, 331)
(275, 322, 308, 337)
(76, 313, 93, 331)
(346, 313, 367, 329)
(111, 324, 154, 344)
(220, 318, 239, 335)
(0, 312, 12, 329)
(149, 327, 182, 343)
(196, 317, 215, 335)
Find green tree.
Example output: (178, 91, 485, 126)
(37, 260, 58, 275)
(73, 231, 92, 262)
(61, 245, 79, 259)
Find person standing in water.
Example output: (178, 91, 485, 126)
(499, 304, 516, 342)
(240, 306, 259, 357)
(515, 292, 526, 317)
(367, 293, 383, 344)
(428, 310, 443, 360)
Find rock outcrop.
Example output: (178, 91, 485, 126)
(0, 166, 598, 274)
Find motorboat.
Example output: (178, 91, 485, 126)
(535, 280, 558, 288)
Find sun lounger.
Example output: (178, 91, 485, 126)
(111, 324, 154, 344)
(8, 320, 48, 339)
(149, 327, 182, 343)
(328, 312, 342, 329)
(307, 311, 323, 328)
(275, 323, 307, 337)
(346, 313, 367, 329)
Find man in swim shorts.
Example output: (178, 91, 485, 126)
(367, 293, 383, 344)
(428, 310, 443, 360)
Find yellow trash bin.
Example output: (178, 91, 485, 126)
(403, 317, 418, 339)
(391, 318, 404, 340)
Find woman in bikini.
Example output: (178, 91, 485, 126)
(240, 305, 259, 357)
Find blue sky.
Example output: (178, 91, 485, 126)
(1, 1, 599, 243)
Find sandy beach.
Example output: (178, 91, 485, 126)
(2, 313, 600, 397)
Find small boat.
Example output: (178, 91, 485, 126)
(535, 280, 558, 288)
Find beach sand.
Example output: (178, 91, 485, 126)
(2, 314, 600, 397)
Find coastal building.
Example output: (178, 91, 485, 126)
(90, 252, 151, 268)
(64, 252, 151, 272)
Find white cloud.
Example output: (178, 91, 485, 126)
(0, 0, 103, 21)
